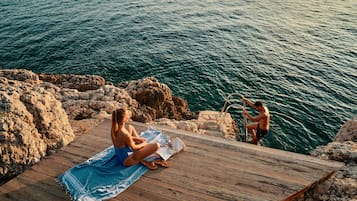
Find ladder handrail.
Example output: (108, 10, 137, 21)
(220, 93, 248, 142)
(243, 100, 247, 142)
(220, 93, 244, 113)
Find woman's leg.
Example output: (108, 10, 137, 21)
(124, 142, 160, 168)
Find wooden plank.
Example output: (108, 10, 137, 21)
(142, 152, 291, 200)
(129, 121, 343, 200)
(0, 119, 344, 201)
(133, 122, 336, 178)
(60, 143, 99, 159)
(133, 122, 341, 168)
(184, 141, 333, 186)
(118, 176, 225, 201)
(0, 194, 14, 201)
(0, 178, 28, 201)
(0, 173, 64, 201)
(30, 158, 72, 178)
(70, 134, 112, 148)
(16, 169, 69, 201)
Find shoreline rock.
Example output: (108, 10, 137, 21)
(0, 69, 229, 184)
(150, 110, 239, 140)
(0, 73, 75, 182)
(297, 116, 357, 201)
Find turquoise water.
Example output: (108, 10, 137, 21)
(1, 0, 356, 154)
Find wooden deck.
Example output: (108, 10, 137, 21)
(0, 119, 343, 201)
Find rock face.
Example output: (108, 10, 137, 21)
(0, 72, 75, 181)
(0, 69, 39, 84)
(0, 69, 198, 183)
(39, 73, 105, 92)
(45, 83, 137, 121)
(122, 77, 197, 122)
(151, 110, 239, 140)
(40, 75, 196, 123)
(298, 117, 357, 201)
(334, 118, 357, 143)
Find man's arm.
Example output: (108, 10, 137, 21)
(242, 96, 257, 110)
(244, 109, 266, 122)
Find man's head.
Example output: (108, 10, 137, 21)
(254, 101, 264, 111)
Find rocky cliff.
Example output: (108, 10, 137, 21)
(297, 117, 357, 201)
(0, 69, 237, 183)
(0, 70, 74, 181)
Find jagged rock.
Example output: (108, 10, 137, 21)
(311, 117, 357, 163)
(151, 110, 238, 139)
(151, 118, 200, 132)
(299, 162, 357, 201)
(39, 75, 196, 123)
(131, 105, 156, 122)
(40, 84, 138, 120)
(0, 77, 75, 181)
(300, 116, 357, 201)
(123, 77, 196, 121)
(176, 120, 200, 133)
(0, 69, 200, 185)
(0, 88, 46, 180)
(0, 69, 40, 84)
(39, 73, 105, 92)
(21, 87, 74, 149)
(311, 141, 357, 163)
(335, 117, 357, 142)
(197, 110, 238, 139)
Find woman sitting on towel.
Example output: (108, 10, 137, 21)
(111, 108, 160, 170)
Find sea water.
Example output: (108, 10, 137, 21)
(1, 0, 356, 154)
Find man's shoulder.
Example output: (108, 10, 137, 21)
(264, 106, 270, 113)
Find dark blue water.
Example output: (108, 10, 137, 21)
(1, 0, 356, 154)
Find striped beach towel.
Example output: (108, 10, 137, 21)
(57, 127, 185, 201)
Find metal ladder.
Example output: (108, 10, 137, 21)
(220, 93, 248, 142)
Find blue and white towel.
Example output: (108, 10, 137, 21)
(57, 127, 184, 201)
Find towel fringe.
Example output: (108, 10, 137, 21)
(55, 177, 76, 201)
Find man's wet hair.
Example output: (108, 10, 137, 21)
(254, 101, 263, 107)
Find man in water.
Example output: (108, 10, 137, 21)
(241, 96, 270, 144)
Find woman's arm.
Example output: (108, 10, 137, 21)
(128, 125, 139, 137)
(124, 132, 147, 151)
(128, 125, 147, 143)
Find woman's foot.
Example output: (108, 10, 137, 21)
(141, 160, 158, 170)
(154, 160, 170, 168)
